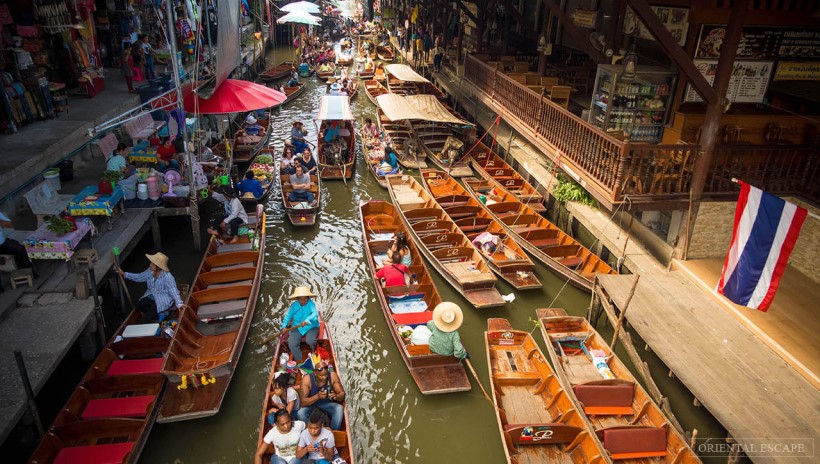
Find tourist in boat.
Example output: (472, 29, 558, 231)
(115, 252, 182, 323)
(364, 57, 374, 72)
(238, 171, 264, 199)
(377, 145, 399, 175)
(207, 187, 248, 244)
(363, 118, 378, 139)
(281, 148, 297, 175)
(318, 61, 332, 74)
(427, 302, 468, 359)
(291, 121, 308, 155)
(107, 143, 129, 173)
(375, 251, 409, 287)
(157, 136, 180, 172)
(329, 82, 342, 96)
(296, 410, 342, 462)
(244, 114, 263, 136)
(282, 286, 321, 361)
(267, 373, 301, 423)
(255, 409, 306, 464)
(296, 362, 346, 430)
(297, 148, 318, 175)
(287, 67, 299, 87)
(287, 164, 316, 207)
(381, 232, 412, 267)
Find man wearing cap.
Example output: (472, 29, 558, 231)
(116, 253, 183, 322)
(427, 302, 468, 359)
(208, 187, 248, 244)
(281, 286, 321, 361)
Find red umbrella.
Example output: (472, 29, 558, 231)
(183, 79, 286, 114)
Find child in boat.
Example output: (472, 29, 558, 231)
(427, 302, 468, 359)
(255, 410, 305, 464)
(296, 410, 344, 462)
(267, 373, 301, 423)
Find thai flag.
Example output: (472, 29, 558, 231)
(716, 181, 807, 311)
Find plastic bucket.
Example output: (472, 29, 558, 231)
(43, 168, 61, 191)
(137, 183, 149, 200)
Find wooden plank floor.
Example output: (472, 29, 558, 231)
(674, 258, 820, 384)
(598, 272, 820, 464)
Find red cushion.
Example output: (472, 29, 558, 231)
(107, 358, 163, 376)
(81, 395, 155, 419)
(392, 312, 433, 326)
(603, 427, 666, 455)
(54, 442, 134, 464)
(574, 384, 634, 408)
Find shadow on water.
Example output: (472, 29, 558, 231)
(138, 47, 729, 463)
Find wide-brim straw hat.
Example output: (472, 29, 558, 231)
(432, 302, 463, 333)
(289, 286, 317, 299)
(146, 252, 170, 271)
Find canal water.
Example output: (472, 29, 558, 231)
(138, 48, 729, 463)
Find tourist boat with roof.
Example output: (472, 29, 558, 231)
(315, 96, 356, 181)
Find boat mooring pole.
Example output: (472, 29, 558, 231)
(609, 275, 640, 352)
(87, 267, 107, 348)
(14, 350, 45, 437)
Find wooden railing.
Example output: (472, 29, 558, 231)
(463, 54, 819, 207)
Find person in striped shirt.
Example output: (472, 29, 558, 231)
(116, 252, 183, 322)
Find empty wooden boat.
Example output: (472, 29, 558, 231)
(361, 125, 398, 188)
(412, 121, 473, 177)
(316, 96, 356, 181)
(275, 82, 307, 107)
(471, 146, 546, 212)
(360, 200, 472, 393)
(29, 311, 170, 464)
(364, 79, 389, 106)
(259, 314, 354, 463)
(385, 175, 505, 308)
(463, 178, 616, 292)
(376, 45, 394, 62)
(239, 147, 275, 207)
(259, 61, 294, 81)
(537, 309, 701, 464)
(420, 169, 541, 290)
(485, 317, 610, 464)
(281, 171, 321, 226)
(157, 206, 266, 422)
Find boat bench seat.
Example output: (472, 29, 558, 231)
(217, 242, 254, 253)
(208, 279, 253, 289)
(558, 256, 584, 269)
(81, 395, 155, 419)
(574, 383, 635, 416)
(599, 426, 667, 460)
(528, 238, 560, 249)
(392, 311, 433, 327)
(107, 358, 164, 376)
(54, 442, 135, 464)
(197, 299, 247, 320)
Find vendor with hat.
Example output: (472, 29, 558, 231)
(427, 302, 468, 359)
(281, 286, 321, 362)
(116, 252, 183, 323)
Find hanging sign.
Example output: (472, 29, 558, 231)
(774, 61, 820, 81)
(624, 6, 689, 46)
(696, 25, 820, 59)
(685, 59, 774, 103)
(572, 10, 597, 29)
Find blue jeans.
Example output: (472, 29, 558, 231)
(145, 55, 155, 80)
(288, 190, 315, 204)
(296, 401, 344, 430)
(158, 159, 179, 172)
(271, 456, 303, 464)
(288, 327, 318, 361)
(292, 139, 307, 154)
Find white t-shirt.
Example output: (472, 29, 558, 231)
(298, 427, 337, 460)
(271, 387, 301, 411)
(263, 420, 306, 460)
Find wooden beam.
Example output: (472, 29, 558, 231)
(629, 0, 717, 106)
(542, 0, 607, 64)
(498, 0, 535, 33)
(455, 0, 478, 26)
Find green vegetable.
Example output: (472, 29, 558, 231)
(553, 174, 597, 208)
(46, 216, 74, 235)
(101, 170, 123, 183)
(255, 153, 274, 165)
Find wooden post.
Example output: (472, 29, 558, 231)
(151, 211, 162, 251)
(14, 350, 45, 437)
(609, 274, 640, 352)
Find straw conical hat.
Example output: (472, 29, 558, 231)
(145, 252, 170, 271)
(432, 302, 463, 333)
(289, 286, 316, 299)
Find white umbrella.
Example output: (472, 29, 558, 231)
(277, 10, 321, 25)
(280, 1, 321, 14)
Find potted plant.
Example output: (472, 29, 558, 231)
(99, 170, 123, 194)
(46, 215, 76, 235)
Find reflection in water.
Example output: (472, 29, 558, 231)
(139, 47, 724, 464)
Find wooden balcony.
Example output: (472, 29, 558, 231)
(463, 55, 819, 210)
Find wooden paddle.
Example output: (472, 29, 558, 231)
(261, 324, 300, 346)
(111, 253, 134, 308)
(465, 358, 495, 407)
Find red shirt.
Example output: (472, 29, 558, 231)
(157, 144, 176, 162)
(375, 263, 408, 287)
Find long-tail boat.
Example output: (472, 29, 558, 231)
(471, 145, 546, 212)
(28, 312, 170, 464)
(258, 312, 354, 463)
(239, 147, 276, 207)
(411, 121, 474, 177)
(384, 64, 446, 100)
(376, 45, 394, 62)
(280, 170, 321, 226)
(385, 174, 505, 308)
(360, 200, 472, 393)
(463, 178, 616, 292)
(420, 169, 541, 290)
(537, 308, 701, 463)
(316, 96, 356, 181)
(157, 206, 266, 422)
(376, 108, 427, 169)
(259, 61, 294, 82)
(485, 318, 611, 464)
(364, 79, 388, 106)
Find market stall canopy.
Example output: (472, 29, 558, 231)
(384, 64, 430, 83)
(179, 79, 286, 114)
(316, 95, 354, 121)
(277, 10, 321, 25)
(280, 1, 321, 14)
(376, 94, 471, 125)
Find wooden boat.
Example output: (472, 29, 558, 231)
(316, 62, 337, 81)
(258, 313, 354, 463)
(361, 125, 398, 188)
(327, 77, 359, 100)
(485, 318, 610, 464)
(360, 200, 472, 393)
(275, 82, 307, 107)
(239, 147, 275, 207)
(364, 79, 389, 106)
(231, 116, 272, 165)
(316, 96, 356, 181)
(358, 61, 376, 79)
(537, 309, 701, 463)
(411, 121, 473, 177)
(376, 45, 394, 62)
(420, 169, 541, 290)
(463, 177, 616, 292)
(377, 109, 427, 169)
(471, 145, 546, 212)
(385, 175, 505, 308)
(280, 167, 321, 226)
(337, 52, 354, 66)
(386, 74, 446, 101)
(157, 207, 266, 422)
(374, 63, 386, 83)
(259, 61, 294, 81)
(28, 312, 170, 464)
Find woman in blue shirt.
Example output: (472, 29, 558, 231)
(281, 286, 320, 361)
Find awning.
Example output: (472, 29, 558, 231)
(149, 79, 287, 114)
(376, 94, 471, 125)
(316, 95, 354, 120)
(384, 64, 429, 83)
